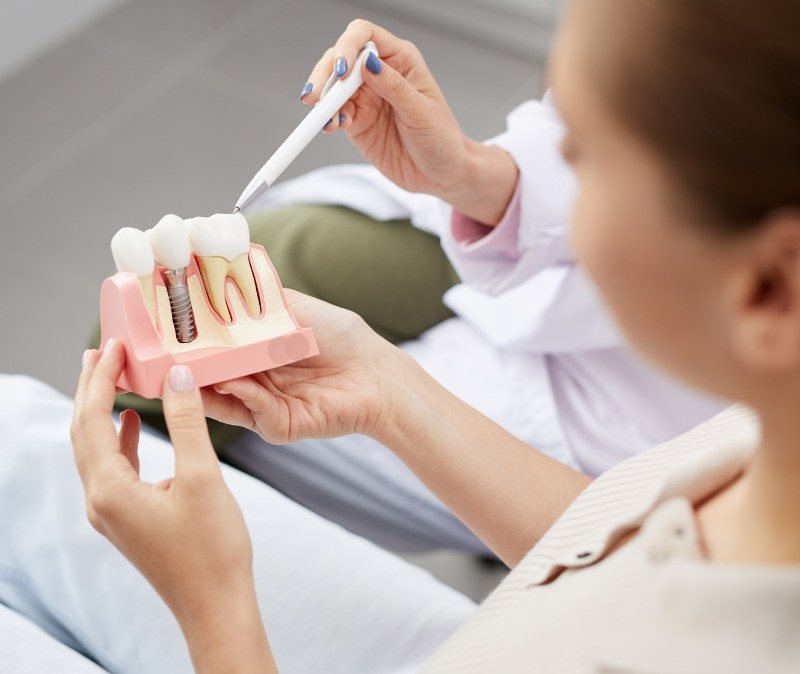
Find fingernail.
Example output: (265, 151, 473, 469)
(335, 58, 348, 77)
(365, 52, 382, 75)
(299, 81, 312, 99)
(82, 349, 91, 369)
(338, 113, 346, 124)
(102, 338, 116, 358)
(170, 365, 195, 393)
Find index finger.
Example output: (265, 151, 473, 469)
(72, 348, 100, 477)
(72, 340, 132, 481)
(82, 339, 126, 419)
(73, 348, 99, 420)
(303, 19, 407, 102)
(333, 19, 406, 74)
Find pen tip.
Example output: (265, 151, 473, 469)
(235, 180, 269, 216)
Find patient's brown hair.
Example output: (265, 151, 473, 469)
(595, 0, 800, 232)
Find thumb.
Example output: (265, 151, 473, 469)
(162, 365, 220, 480)
(361, 52, 427, 120)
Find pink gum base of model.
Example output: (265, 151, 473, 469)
(99, 244, 318, 399)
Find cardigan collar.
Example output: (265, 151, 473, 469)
(521, 406, 761, 587)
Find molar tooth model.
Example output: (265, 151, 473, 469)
(101, 213, 318, 399)
(186, 213, 261, 323)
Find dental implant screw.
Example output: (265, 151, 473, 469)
(164, 268, 197, 343)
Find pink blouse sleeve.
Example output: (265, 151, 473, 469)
(440, 180, 525, 290)
(439, 94, 577, 295)
(449, 181, 523, 259)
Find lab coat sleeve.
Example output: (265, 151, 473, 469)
(440, 91, 578, 295)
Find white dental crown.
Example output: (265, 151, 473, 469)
(111, 227, 155, 277)
(150, 214, 192, 269)
(186, 213, 251, 262)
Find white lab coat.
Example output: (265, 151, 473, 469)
(251, 94, 725, 478)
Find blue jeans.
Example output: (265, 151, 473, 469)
(0, 375, 473, 673)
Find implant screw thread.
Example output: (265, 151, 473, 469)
(164, 268, 197, 343)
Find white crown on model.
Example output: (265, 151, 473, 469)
(186, 213, 250, 262)
(110, 227, 154, 277)
(110, 226, 158, 325)
(149, 214, 192, 270)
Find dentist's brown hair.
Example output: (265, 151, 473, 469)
(596, 0, 800, 232)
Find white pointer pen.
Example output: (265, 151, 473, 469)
(234, 41, 379, 214)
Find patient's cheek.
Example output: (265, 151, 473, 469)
(570, 204, 619, 288)
(567, 193, 597, 269)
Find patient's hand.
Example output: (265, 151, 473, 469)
(201, 289, 405, 444)
(71, 341, 276, 672)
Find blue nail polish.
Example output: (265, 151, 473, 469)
(365, 52, 382, 75)
(338, 113, 346, 124)
(335, 58, 348, 77)
(300, 82, 313, 99)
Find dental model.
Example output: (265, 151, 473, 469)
(98, 212, 318, 399)
(149, 214, 197, 344)
(110, 227, 157, 325)
(186, 213, 261, 323)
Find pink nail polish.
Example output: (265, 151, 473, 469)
(170, 365, 195, 393)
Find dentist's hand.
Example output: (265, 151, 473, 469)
(201, 290, 404, 444)
(71, 341, 276, 673)
(302, 19, 518, 225)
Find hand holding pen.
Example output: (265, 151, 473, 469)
(299, 19, 519, 226)
(236, 20, 518, 226)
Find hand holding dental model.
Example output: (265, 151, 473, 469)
(103, 212, 317, 399)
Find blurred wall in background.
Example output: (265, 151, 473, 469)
(350, 0, 559, 58)
(0, 0, 559, 79)
(0, 0, 124, 79)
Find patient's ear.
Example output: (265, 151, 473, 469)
(729, 211, 800, 373)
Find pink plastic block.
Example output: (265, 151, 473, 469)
(99, 244, 318, 399)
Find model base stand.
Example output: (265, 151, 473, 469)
(99, 244, 318, 399)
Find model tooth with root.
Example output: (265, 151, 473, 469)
(110, 227, 157, 326)
(185, 212, 261, 323)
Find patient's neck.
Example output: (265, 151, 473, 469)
(698, 404, 800, 565)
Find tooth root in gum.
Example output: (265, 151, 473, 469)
(227, 253, 261, 318)
(138, 275, 158, 327)
(197, 256, 233, 323)
(196, 254, 262, 323)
